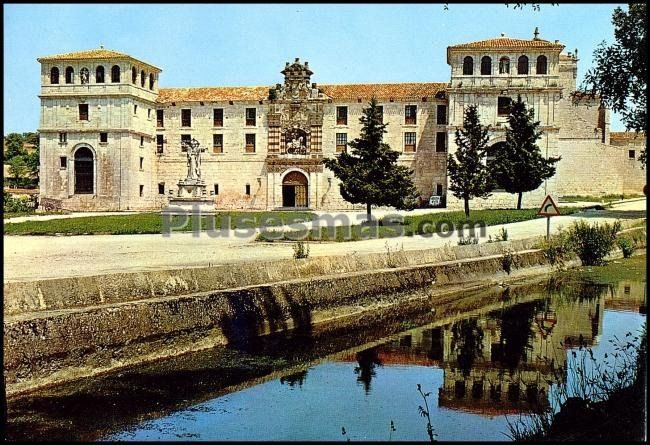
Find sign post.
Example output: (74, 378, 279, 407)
(537, 195, 561, 240)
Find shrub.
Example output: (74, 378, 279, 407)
(293, 241, 310, 259)
(457, 235, 479, 245)
(617, 237, 634, 258)
(487, 227, 509, 243)
(569, 220, 621, 266)
(538, 227, 575, 268)
(3, 192, 35, 213)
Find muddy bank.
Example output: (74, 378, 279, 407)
(5, 246, 554, 396)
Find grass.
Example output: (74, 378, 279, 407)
(3, 211, 316, 235)
(257, 207, 581, 242)
(559, 193, 645, 203)
(563, 254, 646, 285)
(3, 210, 69, 220)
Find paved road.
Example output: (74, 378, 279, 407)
(3, 199, 645, 282)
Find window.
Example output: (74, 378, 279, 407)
(437, 105, 447, 125)
(497, 97, 512, 116)
(132, 67, 137, 84)
(629, 150, 636, 159)
(335, 133, 347, 153)
(60, 156, 67, 169)
(517, 55, 529, 75)
(214, 184, 219, 195)
(436, 183, 443, 196)
(213, 134, 223, 153)
(181, 134, 192, 147)
(376, 105, 383, 124)
(134, 104, 138, 115)
(149, 73, 154, 90)
(404, 132, 416, 152)
(139, 185, 144, 197)
(50, 67, 60, 84)
(156, 110, 164, 127)
(59, 132, 67, 143)
(158, 183, 165, 195)
(79, 104, 89, 121)
(111, 65, 120, 83)
(181, 109, 191, 127)
(436, 132, 447, 152)
(214, 108, 224, 127)
(139, 157, 144, 170)
(100, 132, 108, 143)
(156, 134, 164, 153)
(463, 56, 474, 75)
(245, 134, 256, 153)
(336, 106, 348, 125)
(96, 66, 105, 83)
(481, 56, 492, 75)
(536, 55, 548, 74)
(246, 108, 256, 126)
(65, 66, 74, 84)
(147, 109, 151, 119)
(140, 136, 144, 146)
(140, 70, 145, 88)
(405, 105, 417, 125)
(499, 57, 510, 74)
(245, 184, 251, 195)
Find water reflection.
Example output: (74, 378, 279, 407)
(6, 276, 646, 441)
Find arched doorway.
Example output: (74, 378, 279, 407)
(282, 171, 308, 208)
(74, 147, 94, 194)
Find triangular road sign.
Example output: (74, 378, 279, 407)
(537, 194, 561, 217)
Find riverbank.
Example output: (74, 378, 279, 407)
(4, 227, 645, 397)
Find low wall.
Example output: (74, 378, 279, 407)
(4, 236, 543, 316)
(5, 246, 551, 396)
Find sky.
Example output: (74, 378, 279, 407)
(3, 3, 629, 134)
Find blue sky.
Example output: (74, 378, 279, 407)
(4, 3, 628, 134)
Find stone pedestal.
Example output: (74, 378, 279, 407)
(161, 178, 215, 215)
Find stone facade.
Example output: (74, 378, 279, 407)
(37, 33, 645, 212)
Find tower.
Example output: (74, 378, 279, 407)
(37, 48, 161, 211)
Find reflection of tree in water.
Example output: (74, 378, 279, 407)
(280, 369, 309, 388)
(492, 301, 540, 370)
(354, 347, 383, 394)
(450, 318, 484, 377)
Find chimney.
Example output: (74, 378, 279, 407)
(533, 27, 540, 40)
(295, 57, 299, 63)
(501, 32, 505, 37)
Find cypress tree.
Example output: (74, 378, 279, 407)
(323, 98, 418, 221)
(493, 95, 561, 209)
(447, 104, 495, 217)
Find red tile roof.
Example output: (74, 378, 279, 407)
(157, 82, 447, 103)
(610, 131, 645, 140)
(37, 48, 161, 70)
(448, 37, 564, 50)
(319, 82, 447, 100)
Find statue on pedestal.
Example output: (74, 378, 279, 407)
(181, 138, 205, 181)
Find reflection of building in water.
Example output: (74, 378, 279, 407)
(335, 293, 604, 416)
(604, 281, 647, 313)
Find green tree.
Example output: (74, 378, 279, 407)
(581, 4, 646, 166)
(447, 105, 495, 217)
(7, 156, 28, 187)
(493, 95, 561, 209)
(4, 133, 26, 161)
(323, 98, 418, 221)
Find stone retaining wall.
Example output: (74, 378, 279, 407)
(5, 247, 550, 396)
(4, 236, 543, 316)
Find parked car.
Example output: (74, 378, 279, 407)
(428, 195, 442, 207)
